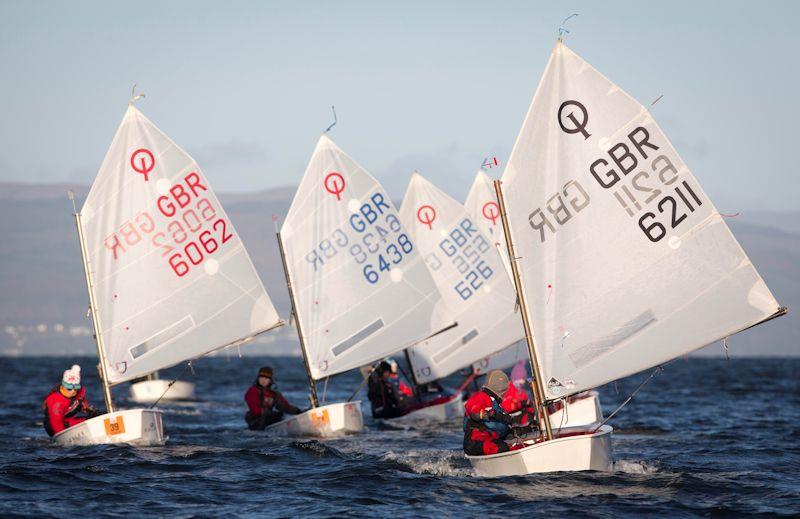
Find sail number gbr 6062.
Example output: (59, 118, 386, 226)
(103, 172, 233, 278)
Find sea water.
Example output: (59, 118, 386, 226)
(0, 356, 798, 517)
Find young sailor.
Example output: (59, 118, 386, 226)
(463, 370, 534, 455)
(244, 366, 302, 430)
(42, 365, 101, 436)
(367, 360, 414, 419)
(502, 378, 537, 428)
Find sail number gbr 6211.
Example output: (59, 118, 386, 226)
(587, 126, 706, 243)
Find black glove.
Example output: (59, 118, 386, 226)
(489, 409, 514, 425)
(513, 424, 534, 436)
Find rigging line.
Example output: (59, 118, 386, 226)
(148, 361, 193, 409)
(129, 84, 145, 105)
(455, 371, 477, 394)
(321, 376, 329, 404)
(324, 105, 337, 133)
(558, 13, 579, 40)
(591, 366, 663, 432)
(553, 396, 568, 434)
(346, 365, 375, 402)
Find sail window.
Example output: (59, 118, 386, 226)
(331, 319, 385, 357)
(432, 328, 478, 363)
(461, 328, 479, 344)
(129, 315, 195, 359)
(568, 310, 656, 368)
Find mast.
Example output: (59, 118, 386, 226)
(72, 207, 114, 413)
(493, 180, 552, 440)
(276, 231, 319, 408)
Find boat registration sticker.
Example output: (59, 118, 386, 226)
(310, 409, 330, 427)
(104, 416, 126, 436)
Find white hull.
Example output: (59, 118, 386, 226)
(53, 408, 166, 447)
(129, 380, 196, 403)
(467, 425, 613, 476)
(264, 401, 363, 438)
(547, 390, 603, 428)
(386, 393, 464, 422)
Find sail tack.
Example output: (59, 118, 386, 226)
(400, 173, 522, 383)
(500, 42, 783, 399)
(81, 106, 281, 385)
(281, 136, 449, 380)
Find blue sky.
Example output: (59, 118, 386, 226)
(1, 1, 798, 210)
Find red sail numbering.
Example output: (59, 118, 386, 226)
(102, 172, 234, 278)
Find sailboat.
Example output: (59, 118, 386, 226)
(466, 40, 786, 476)
(128, 372, 196, 404)
(58, 101, 283, 446)
(268, 135, 453, 437)
(393, 172, 523, 421)
(465, 169, 603, 428)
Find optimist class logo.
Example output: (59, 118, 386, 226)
(482, 201, 500, 225)
(130, 148, 155, 181)
(324, 172, 345, 201)
(417, 205, 436, 230)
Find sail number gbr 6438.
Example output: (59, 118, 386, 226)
(303, 192, 414, 286)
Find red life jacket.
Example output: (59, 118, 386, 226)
(42, 386, 89, 436)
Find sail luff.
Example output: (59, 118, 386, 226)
(494, 180, 552, 440)
(73, 211, 114, 413)
(277, 231, 319, 408)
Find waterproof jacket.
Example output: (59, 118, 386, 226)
(42, 386, 94, 436)
(463, 389, 512, 439)
(244, 384, 301, 417)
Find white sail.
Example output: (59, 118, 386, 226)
(400, 172, 522, 384)
(464, 169, 513, 279)
(501, 41, 783, 400)
(472, 340, 528, 376)
(80, 105, 281, 385)
(280, 136, 450, 380)
(464, 170, 527, 375)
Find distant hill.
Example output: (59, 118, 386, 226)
(0, 182, 796, 357)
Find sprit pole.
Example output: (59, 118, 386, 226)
(493, 180, 553, 441)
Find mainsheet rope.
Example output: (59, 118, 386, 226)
(591, 366, 663, 432)
(148, 361, 194, 409)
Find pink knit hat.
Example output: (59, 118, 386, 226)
(62, 364, 81, 390)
